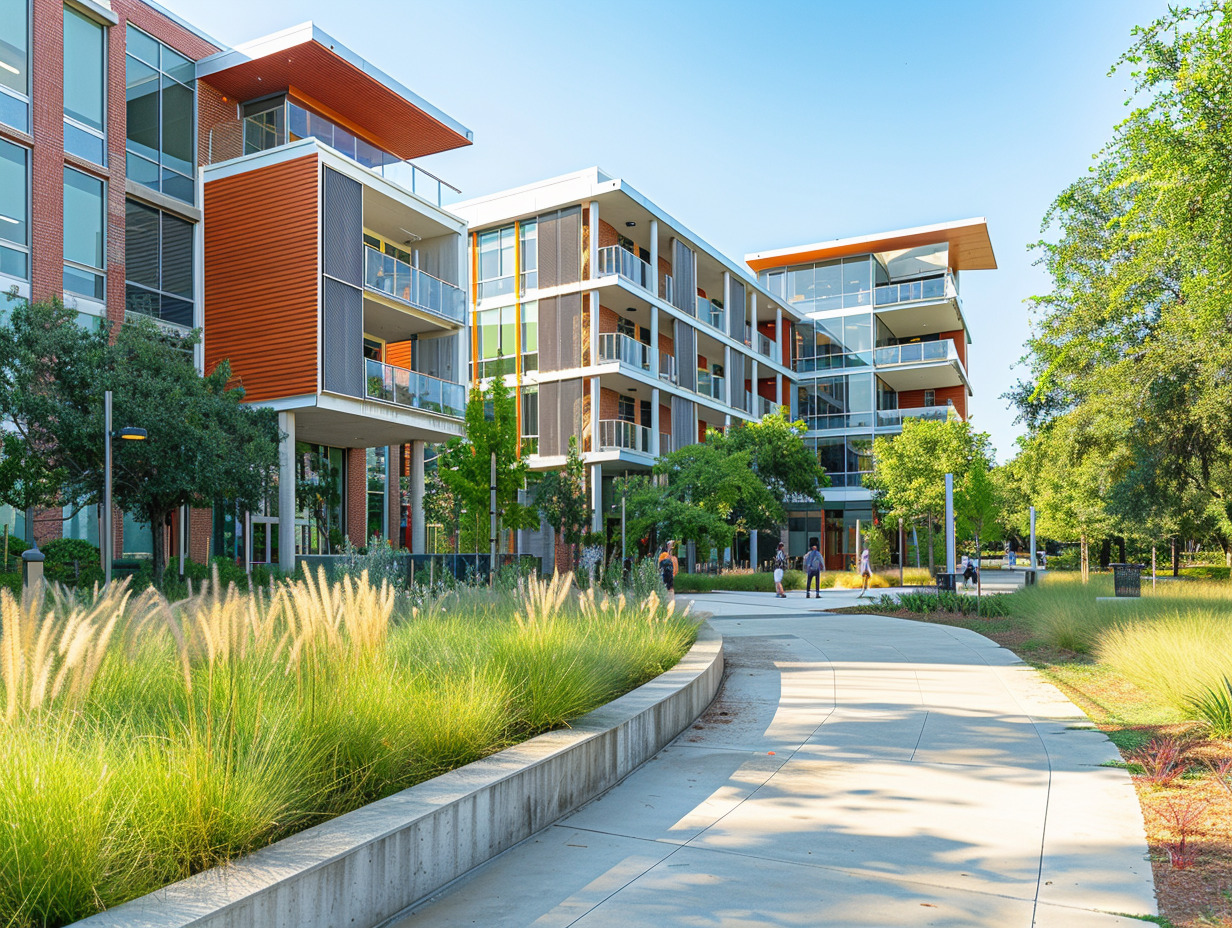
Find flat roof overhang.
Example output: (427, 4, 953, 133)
(259, 392, 465, 448)
(747, 218, 996, 274)
(196, 23, 472, 161)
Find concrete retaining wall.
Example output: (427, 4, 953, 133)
(73, 625, 723, 928)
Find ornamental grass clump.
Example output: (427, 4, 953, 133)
(0, 569, 697, 928)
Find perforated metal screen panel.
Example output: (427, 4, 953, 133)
(728, 279, 745, 340)
(322, 168, 362, 286)
(672, 395, 695, 450)
(322, 276, 363, 397)
(675, 321, 696, 391)
(538, 378, 583, 457)
(672, 240, 695, 314)
(729, 352, 746, 410)
(536, 207, 581, 288)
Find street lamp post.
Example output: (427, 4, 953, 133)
(102, 390, 147, 586)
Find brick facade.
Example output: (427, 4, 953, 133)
(346, 447, 366, 544)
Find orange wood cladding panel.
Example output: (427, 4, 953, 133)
(204, 155, 320, 402)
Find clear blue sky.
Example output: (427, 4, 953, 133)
(174, 0, 1166, 460)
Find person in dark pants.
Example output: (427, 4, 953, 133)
(804, 543, 823, 598)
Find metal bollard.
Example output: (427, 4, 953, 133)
(22, 546, 45, 590)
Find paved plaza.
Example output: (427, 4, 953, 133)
(397, 594, 1156, 927)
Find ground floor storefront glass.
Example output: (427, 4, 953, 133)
(787, 503, 874, 570)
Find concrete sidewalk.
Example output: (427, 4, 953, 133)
(395, 603, 1156, 927)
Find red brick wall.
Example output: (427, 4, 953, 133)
(189, 506, 212, 563)
(659, 403, 671, 435)
(898, 385, 967, 418)
(346, 447, 366, 544)
(599, 305, 620, 334)
(599, 387, 620, 421)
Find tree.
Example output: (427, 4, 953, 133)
(711, 411, 829, 505)
(866, 418, 995, 573)
(419, 468, 457, 553)
(0, 434, 65, 544)
(436, 369, 534, 553)
(1010, 5, 1232, 563)
(0, 298, 280, 586)
(534, 436, 589, 570)
(618, 473, 736, 558)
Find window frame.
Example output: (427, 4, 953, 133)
(123, 197, 195, 327)
(63, 5, 107, 165)
(0, 0, 31, 132)
(62, 165, 106, 301)
(125, 23, 197, 203)
(0, 137, 30, 282)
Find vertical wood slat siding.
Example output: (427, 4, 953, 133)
(204, 155, 320, 402)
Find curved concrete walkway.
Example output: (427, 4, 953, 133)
(395, 597, 1156, 927)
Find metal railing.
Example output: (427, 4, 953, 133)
(799, 411, 876, 431)
(756, 395, 780, 417)
(598, 419, 653, 454)
(873, 272, 956, 308)
(597, 245, 652, 292)
(662, 275, 674, 303)
(598, 332, 650, 370)
(873, 338, 958, 367)
(696, 370, 725, 401)
(364, 246, 466, 324)
(696, 297, 726, 331)
(757, 332, 774, 358)
(365, 358, 466, 418)
(875, 405, 957, 428)
(659, 351, 678, 383)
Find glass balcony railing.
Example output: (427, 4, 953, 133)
(598, 419, 653, 454)
(757, 332, 774, 359)
(799, 411, 875, 432)
(597, 245, 652, 292)
(659, 351, 678, 384)
(364, 246, 466, 324)
(873, 339, 959, 367)
(696, 297, 726, 331)
(696, 370, 725, 401)
(875, 405, 958, 428)
(598, 332, 651, 370)
(659, 432, 673, 455)
(755, 396, 780, 417)
(365, 358, 466, 419)
(873, 272, 956, 308)
(662, 275, 674, 304)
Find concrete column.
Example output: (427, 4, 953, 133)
(651, 387, 661, 456)
(590, 462, 603, 533)
(589, 199, 600, 280)
(750, 528, 758, 570)
(649, 218, 659, 298)
(410, 440, 426, 554)
(590, 291, 600, 366)
(590, 375, 601, 451)
(277, 411, 296, 572)
(777, 373, 783, 406)
(650, 306, 659, 377)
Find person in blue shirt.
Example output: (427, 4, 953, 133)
(804, 543, 823, 598)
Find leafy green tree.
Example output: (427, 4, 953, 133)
(534, 436, 589, 570)
(419, 468, 457, 553)
(437, 370, 534, 553)
(0, 434, 65, 544)
(711, 411, 829, 505)
(866, 418, 995, 573)
(617, 473, 735, 557)
(0, 298, 280, 586)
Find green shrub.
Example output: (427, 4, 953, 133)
(673, 569, 806, 592)
(1180, 565, 1230, 581)
(0, 535, 29, 572)
(40, 538, 102, 586)
(1188, 677, 1232, 738)
(885, 590, 1011, 618)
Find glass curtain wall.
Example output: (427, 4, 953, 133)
(125, 25, 195, 202)
(124, 199, 194, 325)
(0, 0, 29, 131)
(63, 7, 105, 164)
(63, 167, 105, 299)
(0, 138, 28, 281)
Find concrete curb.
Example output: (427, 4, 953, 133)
(72, 624, 724, 928)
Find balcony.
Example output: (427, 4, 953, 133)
(874, 272, 956, 308)
(597, 245, 653, 292)
(659, 352, 678, 384)
(697, 370, 726, 402)
(873, 338, 968, 392)
(755, 396, 780, 418)
(598, 419, 653, 454)
(598, 332, 651, 370)
(663, 275, 674, 304)
(800, 411, 875, 432)
(757, 332, 774, 359)
(365, 358, 466, 419)
(696, 297, 726, 332)
(875, 405, 958, 429)
(364, 246, 466, 325)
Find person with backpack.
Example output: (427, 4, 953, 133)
(858, 546, 872, 597)
(804, 543, 823, 598)
(773, 542, 788, 598)
(657, 542, 677, 595)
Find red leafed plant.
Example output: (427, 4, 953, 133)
(1131, 737, 1186, 786)
(1157, 794, 1210, 870)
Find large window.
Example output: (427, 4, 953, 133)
(476, 300, 537, 379)
(63, 7, 106, 164)
(521, 301, 538, 372)
(793, 313, 873, 373)
(126, 24, 195, 202)
(63, 167, 105, 300)
(797, 372, 872, 431)
(125, 199, 194, 327)
(366, 446, 386, 541)
(520, 221, 537, 292)
(772, 256, 873, 314)
(521, 385, 538, 454)
(476, 225, 515, 300)
(0, 0, 29, 131)
(0, 138, 28, 280)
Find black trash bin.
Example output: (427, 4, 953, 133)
(936, 573, 957, 593)
(1110, 563, 1145, 598)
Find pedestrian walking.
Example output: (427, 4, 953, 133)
(858, 546, 872, 597)
(657, 543, 676, 595)
(804, 543, 823, 598)
(773, 542, 788, 598)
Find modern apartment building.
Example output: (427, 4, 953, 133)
(747, 219, 995, 568)
(452, 168, 798, 566)
(0, 0, 471, 569)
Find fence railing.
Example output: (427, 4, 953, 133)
(365, 358, 466, 418)
(696, 370, 725, 401)
(598, 419, 653, 454)
(875, 405, 956, 428)
(756, 395, 780, 417)
(696, 297, 726, 331)
(873, 338, 958, 367)
(597, 245, 653, 292)
(364, 246, 466, 324)
(873, 272, 955, 308)
(598, 332, 650, 370)
(659, 352, 678, 383)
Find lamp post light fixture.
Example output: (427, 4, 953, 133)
(102, 390, 147, 587)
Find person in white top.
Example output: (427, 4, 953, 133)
(858, 547, 872, 597)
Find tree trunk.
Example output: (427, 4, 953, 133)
(927, 513, 935, 575)
(150, 507, 168, 589)
(1172, 536, 1180, 577)
(1080, 533, 1089, 584)
(1117, 536, 1127, 565)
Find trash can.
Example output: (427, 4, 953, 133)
(1110, 563, 1145, 598)
(936, 572, 957, 593)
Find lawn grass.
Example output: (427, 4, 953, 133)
(0, 571, 697, 927)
